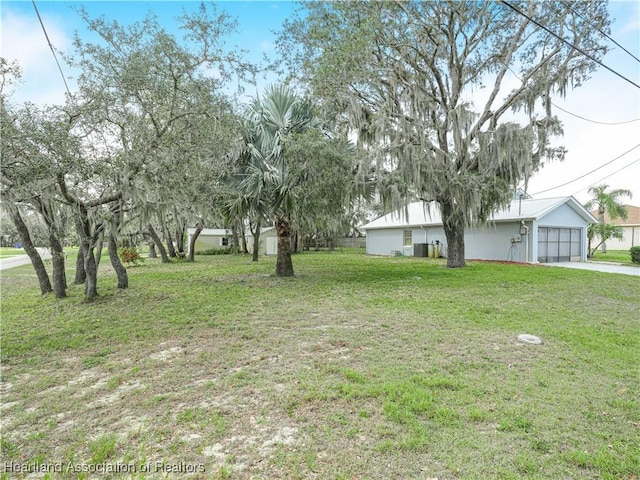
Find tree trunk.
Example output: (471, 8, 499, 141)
(75, 244, 87, 284)
(82, 240, 98, 301)
(148, 242, 157, 258)
(441, 201, 466, 268)
(275, 217, 294, 277)
(599, 209, 607, 254)
(49, 231, 67, 299)
(241, 230, 249, 254)
(161, 217, 176, 258)
(251, 217, 262, 262)
(74, 208, 100, 302)
(174, 208, 185, 254)
(231, 225, 239, 254)
(31, 197, 66, 297)
(175, 226, 185, 255)
(188, 227, 203, 262)
(94, 231, 104, 268)
(165, 231, 177, 257)
(8, 205, 52, 295)
(147, 224, 169, 263)
(292, 231, 298, 254)
(108, 232, 128, 289)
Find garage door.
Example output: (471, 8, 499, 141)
(538, 227, 581, 263)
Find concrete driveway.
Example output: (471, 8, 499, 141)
(0, 248, 51, 271)
(548, 261, 640, 276)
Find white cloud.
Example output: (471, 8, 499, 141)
(260, 40, 274, 52)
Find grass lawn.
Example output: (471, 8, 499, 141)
(1, 251, 638, 479)
(0, 247, 25, 259)
(590, 249, 636, 266)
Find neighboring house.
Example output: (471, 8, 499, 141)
(361, 196, 596, 263)
(186, 228, 232, 254)
(589, 204, 640, 250)
(186, 227, 279, 256)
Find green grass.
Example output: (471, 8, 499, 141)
(1, 251, 638, 479)
(590, 249, 636, 265)
(0, 247, 25, 258)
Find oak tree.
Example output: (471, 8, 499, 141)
(279, 1, 611, 267)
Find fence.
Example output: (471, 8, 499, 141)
(335, 238, 366, 248)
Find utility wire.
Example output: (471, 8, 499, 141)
(572, 157, 640, 196)
(552, 103, 640, 125)
(32, 0, 72, 97)
(530, 143, 640, 195)
(502, 62, 640, 125)
(500, 0, 640, 90)
(563, 0, 640, 63)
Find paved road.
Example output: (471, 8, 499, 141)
(548, 261, 640, 277)
(0, 248, 51, 271)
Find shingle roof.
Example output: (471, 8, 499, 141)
(590, 205, 640, 226)
(361, 196, 595, 230)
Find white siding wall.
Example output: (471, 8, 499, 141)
(367, 224, 532, 261)
(366, 221, 546, 262)
(594, 226, 639, 250)
(193, 235, 225, 253)
(537, 203, 585, 226)
(245, 229, 278, 256)
(466, 222, 533, 262)
(366, 229, 403, 255)
(531, 221, 540, 262)
(366, 227, 449, 256)
(403, 228, 428, 256)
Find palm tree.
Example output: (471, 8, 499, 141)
(233, 85, 317, 276)
(584, 184, 632, 255)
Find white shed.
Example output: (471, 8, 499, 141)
(361, 196, 596, 263)
(245, 227, 278, 256)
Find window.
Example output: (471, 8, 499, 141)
(403, 229, 412, 247)
(221, 237, 229, 247)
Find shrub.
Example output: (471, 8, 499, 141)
(630, 246, 640, 264)
(119, 247, 144, 266)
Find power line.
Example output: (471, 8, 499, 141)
(32, 0, 71, 97)
(530, 143, 640, 195)
(563, 1, 640, 64)
(573, 157, 640, 196)
(502, 62, 640, 125)
(500, 0, 640, 90)
(552, 103, 640, 126)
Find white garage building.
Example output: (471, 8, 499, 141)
(361, 196, 596, 263)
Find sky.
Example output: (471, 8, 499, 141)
(1, 0, 639, 207)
